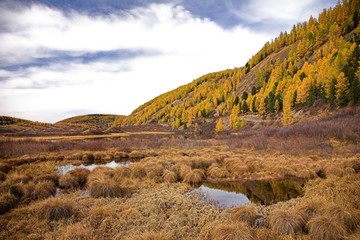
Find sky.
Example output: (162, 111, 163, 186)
(0, 0, 337, 123)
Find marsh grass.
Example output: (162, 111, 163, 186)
(267, 209, 306, 235)
(307, 216, 347, 240)
(230, 206, 257, 226)
(38, 198, 74, 221)
(212, 222, 255, 240)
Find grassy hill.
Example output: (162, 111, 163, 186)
(120, 0, 360, 130)
(56, 114, 125, 129)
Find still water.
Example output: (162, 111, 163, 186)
(56, 160, 132, 175)
(189, 179, 304, 208)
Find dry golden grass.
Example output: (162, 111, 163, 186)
(268, 209, 305, 235)
(295, 199, 325, 222)
(323, 204, 356, 232)
(88, 172, 122, 198)
(304, 174, 360, 209)
(38, 198, 74, 221)
(0, 172, 5, 182)
(0, 193, 18, 214)
(163, 170, 178, 183)
(60, 222, 91, 240)
(129, 163, 146, 179)
(212, 222, 255, 240)
(208, 164, 228, 178)
(30, 180, 56, 200)
(307, 216, 347, 240)
(114, 166, 131, 179)
(124, 232, 171, 240)
(68, 168, 90, 186)
(230, 206, 257, 226)
(59, 173, 79, 189)
(183, 169, 205, 184)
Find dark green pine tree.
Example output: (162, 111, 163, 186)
(307, 84, 316, 106)
(328, 79, 337, 107)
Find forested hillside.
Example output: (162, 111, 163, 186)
(119, 0, 360, 129)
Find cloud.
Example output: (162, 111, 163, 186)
(0, 1, 271, 123)
(229, 0, 338, 33)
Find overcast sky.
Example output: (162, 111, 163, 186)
(0, 0, 337, 123)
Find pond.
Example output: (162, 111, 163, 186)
(56, 160, 132, 175)
(188, 179, 305, 208)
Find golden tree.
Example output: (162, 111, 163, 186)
(215, 118, 224, 133)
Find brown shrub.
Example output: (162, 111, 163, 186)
(88, 173, 122, 198)
(163, 170, 178, 183)
(212, 222, 255, 240)
(307, 216, 347, 240)
(69, 168, 90, 186)
(267, 209, 305, 235)
(230, 206, 257, 226)
(59, 173, 79, 189)
(0, 193, 18, 214)
(129, 163, 146, 179)
(38, 198, 74, 221)
(183, 169, 205, 185)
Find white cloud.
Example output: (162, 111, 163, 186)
(0, 2, 270, 123)
(230, 0, 336, 27)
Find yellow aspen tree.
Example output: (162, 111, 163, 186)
(240, 117, 247, 127)
(229, 106, 240, 129)
(215, 118, 224, 133)
(282, 89, 294, 125)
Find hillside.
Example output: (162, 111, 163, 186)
(56, 114, 125, 129)
(120, 0, 360, 130)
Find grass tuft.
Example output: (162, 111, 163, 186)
(212, 222, 255, 240)
(307, 215, 347, 240)
(267, 209, 305, 235)
(230, 206, 257, 226)
(88, 172, 122, 198)
(38, 198, 74, 221)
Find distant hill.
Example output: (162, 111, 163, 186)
(56, 114, 125, 129)
(121, 0, 360, 130)
(0, 116, 51, 127)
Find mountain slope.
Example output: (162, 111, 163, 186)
(120, 0, 360, 129)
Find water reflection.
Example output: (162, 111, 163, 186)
(56, 160, 132, 175)
(189, 179, 304, 208)
(204, 180, 304, 205)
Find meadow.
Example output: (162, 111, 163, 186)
(0, 109, 359, 240)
